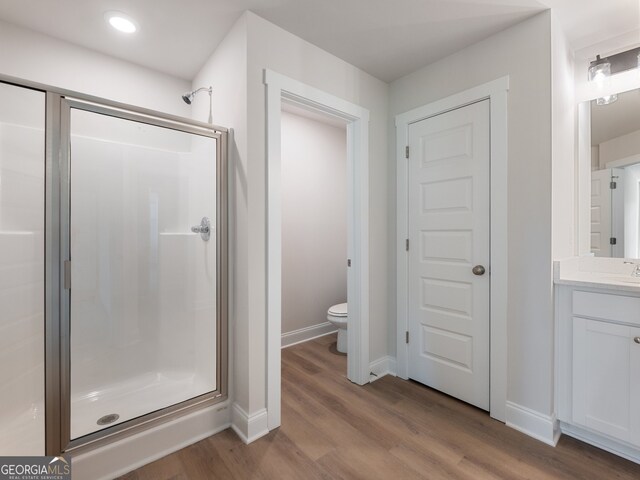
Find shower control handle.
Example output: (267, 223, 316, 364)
(191, 217, 211, 241)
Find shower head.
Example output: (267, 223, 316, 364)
(181, 86, 213, 124)
(181, 86, 211, 105)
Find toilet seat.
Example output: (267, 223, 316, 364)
(328, 302, 347, 317)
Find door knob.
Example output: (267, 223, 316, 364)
(634, 337, 640, 344)
(472, 265, 486, 276)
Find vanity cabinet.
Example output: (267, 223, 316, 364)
(556, 284, 640, 462)
(572, 317, 640, 446)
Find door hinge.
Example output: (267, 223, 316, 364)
(347, 259, 352, 267)
(610, 181, 617, 189)
(405, 146, 409, 159)
(610, 237, 617, 245)
(405, 331, 409, 344)
(405, 238, 409, 251)
(63, 260, 71, 290)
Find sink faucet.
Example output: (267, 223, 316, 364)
(625, 261, 640, 277)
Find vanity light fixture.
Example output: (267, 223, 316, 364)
(588, 55, 617, 105)
(105, 11, 138, 34)
(588, 46, 640, 105)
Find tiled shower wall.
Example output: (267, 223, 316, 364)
(0, 84, 45, 455)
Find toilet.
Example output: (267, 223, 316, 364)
(327, 302, 348, 353)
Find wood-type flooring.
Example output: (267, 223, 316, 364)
(120, 334, 640, 480)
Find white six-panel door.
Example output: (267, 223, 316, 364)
(407, 100, 490, 410)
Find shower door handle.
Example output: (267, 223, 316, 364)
(191, 217, 211, 241)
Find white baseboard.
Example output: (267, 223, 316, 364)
(505, 401, 560, 446)
(560, 422, 640, 465)
(368, 356, 397, 382)
(72, 401, 231, 480)
(281, 321, 337, 348)
(231, 403, 269, 444)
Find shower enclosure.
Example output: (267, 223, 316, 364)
(0, 77, 228, 456)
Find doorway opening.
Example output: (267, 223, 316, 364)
(264, 70, 371, 431)
(280, 101, 349, 362)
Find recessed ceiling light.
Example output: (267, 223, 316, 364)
(105, 11, 138, 34)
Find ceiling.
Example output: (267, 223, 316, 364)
(0, 0, 637, 83)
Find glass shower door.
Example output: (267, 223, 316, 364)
(66, 104, 220, 441)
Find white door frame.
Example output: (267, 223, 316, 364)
(395, 76, 509, 422)
(264, 69, 370, 431)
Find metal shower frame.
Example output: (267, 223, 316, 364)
(0, 74, 229, 457)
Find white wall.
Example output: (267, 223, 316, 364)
(0, 83, 45, 455)
(191, 10, 389, 433)
(389, 12, 555, 418)
(599, 129, 640, 167)
(0, 19, 190, 116)
(204, 12, 388, 420)
(281, 111, 347, 336)
(550, 13, 576, 440)
(191, 14, 248, 413)
(551, 13, 576, 261)
(192, 9, 389, 423)
(591, 146, 600, 170)
(236, 12, 389, 417)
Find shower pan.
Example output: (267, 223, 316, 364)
(0, 76, 228, 459)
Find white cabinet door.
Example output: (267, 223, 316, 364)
(632, 327, 640, 447)
(573, 317, 640, 446)
(407, 100, 490, 410)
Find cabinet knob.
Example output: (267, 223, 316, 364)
(634, 337, 640, 344)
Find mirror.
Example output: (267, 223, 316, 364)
(589, 88, 640, 258)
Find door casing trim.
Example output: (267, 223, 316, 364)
(395, 76, 509, 422)
(264, 69, 371, 431)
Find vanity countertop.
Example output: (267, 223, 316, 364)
(554, 257, 640, 294)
